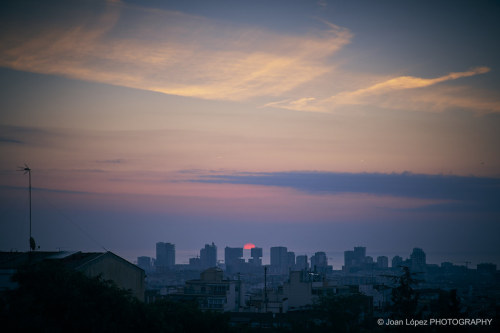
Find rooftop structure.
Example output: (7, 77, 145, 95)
(0, 251, 145, 301)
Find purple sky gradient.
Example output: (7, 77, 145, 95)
(1, 0, 499, 267)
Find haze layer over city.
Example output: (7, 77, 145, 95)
(1, 0, 499, 269)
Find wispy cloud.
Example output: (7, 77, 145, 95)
(0, 137, 24, 144)
(0, 1, 351, 102)
(0, 184, 92, 195)
(317, 0, 328, 8)
(73, 169, 108, 173)
(187, 170, 500, 211)
(95, 159, 125, 164)
(0, 125, 77, 149)
(2, 0, 497, 115)
(264, 67, 499, 113)
(327, 67, 491, 105)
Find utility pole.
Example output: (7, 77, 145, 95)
(264, 266, 268, 312)
(237, 272, 241, 312)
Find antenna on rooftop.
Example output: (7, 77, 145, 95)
(17, 164, 35, 251)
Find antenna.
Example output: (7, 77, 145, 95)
(17, 164, 35, 251)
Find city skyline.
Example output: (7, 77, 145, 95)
(137, 241, 491, 270)
(1, 1, 499, 267)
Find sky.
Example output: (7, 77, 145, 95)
(1, 0, 499, 267)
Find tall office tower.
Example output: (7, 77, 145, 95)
(156, 242, 175, 272)
(189, 257, 201, 269)
(270, 246, 288, 274)
(225, 246, 244, 273)
(137, 256, 153, 273)
(344, 250, 355, 271)
(377, 256, 389, 269)
(295, 255, 308, 270)
(250, 247, 263, 266)
(410, 248, 426, 272)
(353, 246, 366, 266)
(310, 251, 328, 271)
(392, 255, 403, 268)
(200, 242, 217, 269)
(287, 251, 296, 268)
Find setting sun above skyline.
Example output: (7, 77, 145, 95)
(244, 243, 256, 250)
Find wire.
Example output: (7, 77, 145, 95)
(35, 190, 109, 252)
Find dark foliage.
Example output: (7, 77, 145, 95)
(435, 289, 462, 318)
(0, 261, 231, 333)
(389, 266, 421, 319)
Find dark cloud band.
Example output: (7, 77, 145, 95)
(189, 171, 499, 209)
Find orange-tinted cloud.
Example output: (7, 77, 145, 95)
(265, 67, 500, 113)
(327, 67, 490, 104)
(0, 1, 351, 102)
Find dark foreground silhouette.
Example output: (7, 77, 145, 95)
(1, 262, 498, 332)
(0, 261, 230, 333)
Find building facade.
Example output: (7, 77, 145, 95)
(181, 267, 243, 312)
(156, 242, 175, 271)
(200, 242, 217, 269)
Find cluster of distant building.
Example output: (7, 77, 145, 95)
(137, 242, 335, 276)
(138, 242, 432, 277)
(138, 242, 498, 316)
(138, 242, 219, 273)
(343, 246, 427, 273)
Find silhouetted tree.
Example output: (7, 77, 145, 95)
(0, 261, 232, 333)
(1, 261, 144, 332)
(390, 266, 421, 319)
(436, 289, 461, 318)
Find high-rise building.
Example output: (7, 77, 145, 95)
(392, 255, 403, 268)
(344, 250, 355, 271)
(270, 246, 288, 273)
(287, 251, 296, 268)
(410, 248, 426, 272)
(344, 246, 367, 271)
(310, 251, 327, 271)
(270, 246, 287, 266)
(200, 242, 217, 269)
(225, 247, 243, 265)
(189, 257, 201, 269)
(137, 256, 153, 273)
(295, 255, 308, 270)
(225, 247, 243, 273)
(249, 247, 263, 266)
(377, 256, 389, 269)
(353, 246, 366, 266)
(156, 242, 175, 271)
